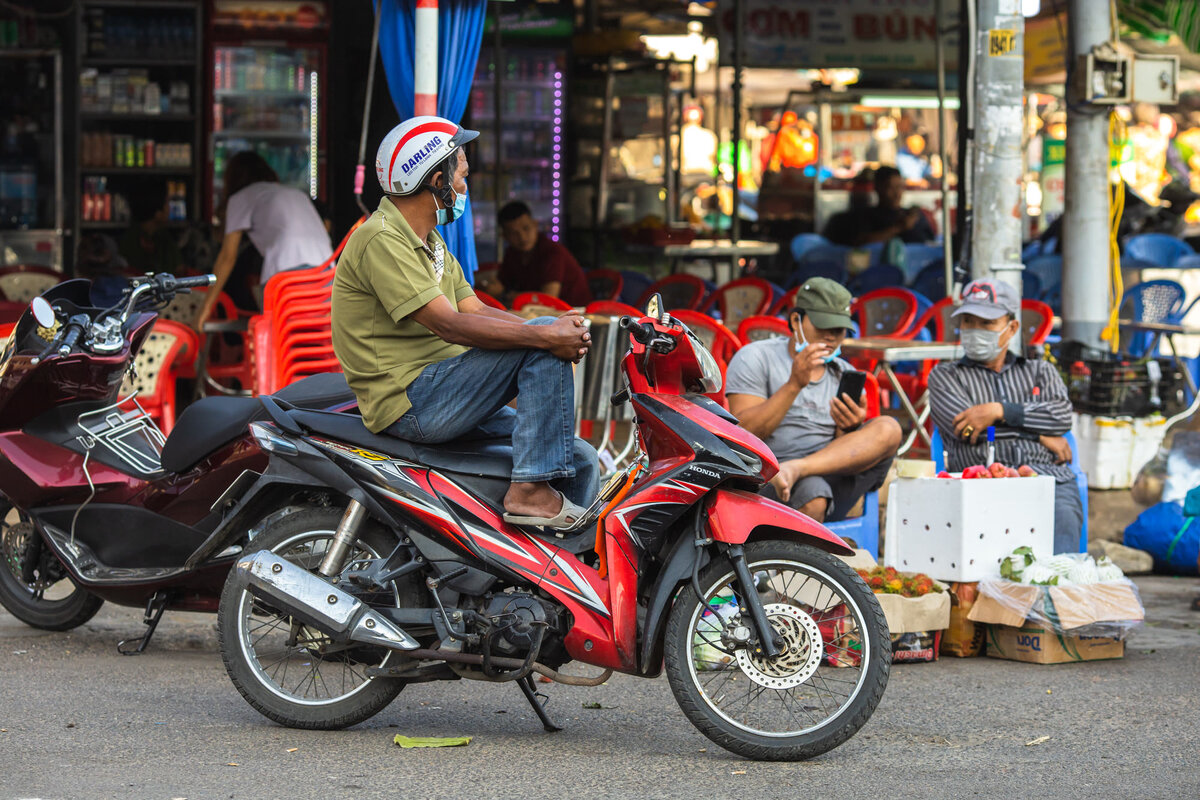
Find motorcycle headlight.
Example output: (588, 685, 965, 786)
(688, 330, 723, 394)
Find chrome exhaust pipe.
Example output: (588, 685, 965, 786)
(233, 550, 419, 651)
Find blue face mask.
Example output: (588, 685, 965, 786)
(794, 326, 841, 362)
(435, 182, 468, 226)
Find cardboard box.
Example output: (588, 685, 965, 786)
(941, 582, 985, 658)
(884, 475, 1055, 582)
(967, 580, 1145, 631)
(985, 624, 1125, 664)
(875, 588, 951, 634)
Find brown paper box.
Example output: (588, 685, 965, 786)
(967, 580, 1144, 631)
(875, 588, 951, 634)
(986, 624, 1125, 664)
(941, 582, 984, 658)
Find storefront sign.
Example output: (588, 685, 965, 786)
(1025, 11, 1067, 84)
(716, 0, 959, 71)
(988, 29, 1016, 57)
(1041, 137, 1065, 222)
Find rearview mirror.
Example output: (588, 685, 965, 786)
(31, 296, 55, 329)
(645, 293, 664, 323)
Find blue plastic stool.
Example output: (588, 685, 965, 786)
(826, 490, 880, 558)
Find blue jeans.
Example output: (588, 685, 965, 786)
(387, 317, 598, 505)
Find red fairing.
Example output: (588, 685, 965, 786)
(649, 393, 779, 482)
(706, 488, 855, 556)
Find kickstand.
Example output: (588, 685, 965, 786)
(117, 592, 169, 656)
(517, 674, 562, 733)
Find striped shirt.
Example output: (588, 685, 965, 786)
(928, 355, 1075, 481)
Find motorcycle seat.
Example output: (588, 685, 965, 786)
(285, 409, 517, 479)
(160, 373, 357, 474)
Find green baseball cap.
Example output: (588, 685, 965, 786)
(793, 277, 854, 330)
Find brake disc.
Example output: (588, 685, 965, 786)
(734, 603, 824, 690)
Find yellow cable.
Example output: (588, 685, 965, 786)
(1101, 111, 1125, 353)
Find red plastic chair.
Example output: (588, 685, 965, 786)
(1021, 299, 1054, 347)
(586, 268, 624, 302)
(0, 265, 62, 303)
(851, 288, 918, 339)
(512, 292, 574, 312)
(736, 314, 791, 346)
(769, 285, 801, 316)
(638, 274, 707, 311)
(585, 300, 643, 317)
(121, 319, 200, 433)
(704, 277, 775, 331)
(670, 309, 743, 408)
(475, 290, 506, 310)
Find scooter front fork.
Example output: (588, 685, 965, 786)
(318, 500, 368, 578)
(727, 544, 782, 658)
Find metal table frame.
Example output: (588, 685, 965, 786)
(1117, 318, 1200, 398)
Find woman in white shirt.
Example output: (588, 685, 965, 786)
(198, 151, 332, 327)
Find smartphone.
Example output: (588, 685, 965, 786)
(836, 370, 867, 403)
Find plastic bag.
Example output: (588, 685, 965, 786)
(693, 593, 738, 671)
(1124, 499, 1200, 576)
(972, 576, 1145, 640)
(1162, 430, 1200, 504)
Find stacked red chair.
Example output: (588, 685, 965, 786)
(704, 277, 774, 331)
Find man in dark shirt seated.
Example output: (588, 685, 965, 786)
(482, 201, 593, 307)
(822, 166, 936, 247)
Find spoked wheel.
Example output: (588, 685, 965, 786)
(0, 501, 103, 631)
(217, 507, 420, 729)
(664, 540, 890, 761)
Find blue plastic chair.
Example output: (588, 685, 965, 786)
(909, 261, 948, 300)
(618, 270, 655, 308)
(791, 260, 848, 287)
(1124, 233, 1193, 267)
(858, 241, 886, 267)
(1120, 279, 1187, 357)
(1025, 254, 1062, 297)
(903, 244, 944, 281)
(1174, 253, 1200, 270)
(826, 491, 880, 558)
(850, 264, 905, 295)
(929, 428, 1088, 553)
(1021, 272, 1042, 300)
(799, 245, 850, 268)
(790, 233, 830, 264)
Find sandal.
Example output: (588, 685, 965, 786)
(503, 491, 587, 531)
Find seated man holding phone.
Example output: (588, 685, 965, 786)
(726, 278, 902, 522)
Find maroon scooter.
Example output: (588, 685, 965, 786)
(0, 274, 355, 652)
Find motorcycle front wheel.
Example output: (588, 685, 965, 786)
(217, 506, 419, 730)
(0, 502, 103, 631)
(663, 540, 890, 761)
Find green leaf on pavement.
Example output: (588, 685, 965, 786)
(393, 734, 472, 748)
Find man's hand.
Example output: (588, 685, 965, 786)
(769, 458, 804, 503)
(1039, 434, 1073, 465)
(830, 391, 867, 433)
(195, 298, 216, 333)
(953, 402, 1003, 444)
(546, 311, 591, 362)
(902, 208, 920, 231)
(788, 342, 827, 391)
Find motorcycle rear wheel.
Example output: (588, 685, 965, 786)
(0, 504, 103, 631)
(663, 540, 890, 761)
(218, 507, 419, 730)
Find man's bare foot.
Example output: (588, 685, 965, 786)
(504, 482, 571, 520)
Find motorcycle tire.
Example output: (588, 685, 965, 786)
(663, 540, 890, 761)
(0, 506, 103, 631)
(218, 506, 420, 730)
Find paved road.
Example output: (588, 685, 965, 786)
(1, 575, 1198, 800)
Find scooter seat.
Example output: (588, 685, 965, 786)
(286, 409, 516, 479)
(161, 373, 357, 474)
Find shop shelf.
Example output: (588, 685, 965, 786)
(214, 89, 311, 100)
(212, 130, 311, 140)
(81, 112, 194, 122)
(81, 166, 193, 175)
(82, 57, 196, 67)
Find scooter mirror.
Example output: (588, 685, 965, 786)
(645, 293, 664, 323)
(30, 296, 55, 329)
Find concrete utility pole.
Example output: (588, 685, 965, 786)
(1062, 0, 1112, 349)
(414, 0, 438, 116)
(969, 0, 1025, 296)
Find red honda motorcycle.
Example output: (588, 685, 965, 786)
(217, 297, 890, 760)
(0, 275, 356, 652)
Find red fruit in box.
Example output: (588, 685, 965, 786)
(936, 470, 952, 479)
(1017, 465, 1037, 477)
(960, 465, 985, 479)
(988, 462, 1008, 478)
(1004, 467, 1020, 478)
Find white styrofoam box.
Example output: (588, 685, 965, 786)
(1130, 415, 1167, 476)
(884, 475, 1055, 582)
(1073, 412, 1134, 489)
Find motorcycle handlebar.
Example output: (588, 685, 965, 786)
(172, 274, 216, 290)
(58, 322, 84, 356)
(618, 315, 656, 345)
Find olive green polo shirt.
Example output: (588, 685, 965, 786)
(331, 197, 475, 432)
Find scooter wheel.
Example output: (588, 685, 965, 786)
(0, 506, 103, 631)
(663, 540, 891, 761)
(218, 506, 419, 730)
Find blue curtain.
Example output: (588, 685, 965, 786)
(375, 0, 487, 284)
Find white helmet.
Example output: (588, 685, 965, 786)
(375, 116, 479, 196)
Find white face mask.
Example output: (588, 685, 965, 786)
(961, 324, 1013, 362)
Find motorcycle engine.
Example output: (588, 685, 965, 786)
(480, 592, 560, 658)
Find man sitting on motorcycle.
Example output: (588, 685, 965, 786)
(331, 117, 598, 529)
(725, 278, 902, 522)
